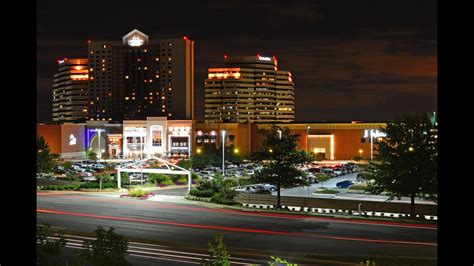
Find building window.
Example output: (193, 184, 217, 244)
(151, 125, 163, 147)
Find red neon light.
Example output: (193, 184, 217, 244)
(224, 54, 228, 59)
(87, 40, 92, 44)
(64, 57, 68, 61)
(183, 36, 187, 40)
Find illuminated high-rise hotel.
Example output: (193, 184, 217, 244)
(51, 58, 89, 123)
(204, 55, 295, 123)
(87, 29, 194, 122)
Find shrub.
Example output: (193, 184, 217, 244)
(170, 174, 181, 182)
(191, 172, 200, 181)
(177, 177, 188, 184)
(189, 189, 214, 198)
(237, 178, 251, 187)
(80, 182, 99, 189)
(219, 187, 238, 200)
(348, 183, 368, 190)
(197, 179, 221, 192)
(147, 173, 169, 184)
(210, 193, 237, 205)
(222, 178, 239, 188)
(161, 179, 173, 186)
(128, 189, 146, 197)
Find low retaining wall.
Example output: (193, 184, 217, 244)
(234, 194, 437, 216)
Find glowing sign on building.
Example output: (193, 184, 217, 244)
(69, 134, 77, 145)
(258, 56, 272, 61)
(128, 35, 144, 47)
(363, 129, 387, 138)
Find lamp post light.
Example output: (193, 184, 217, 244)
(359, 149, 363, 158)
(221, 130, 226, 176)
(306, 126, 310, 153)
(277, 129, 282, 140)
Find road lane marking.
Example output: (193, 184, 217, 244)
(38, 208, 437, 247)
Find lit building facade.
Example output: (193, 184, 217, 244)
(51, 58, 89, 123)
(122, 117, 193, 159)
(37, 119, 387, 161)
(37, 123, 87, 159)
(205, 55, 295, 123)
(193, 122, 387, 160)
(85, 121, 123, 160)
(87, 29, 194, 122)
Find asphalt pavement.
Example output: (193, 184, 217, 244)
(37, 192, 437, 264)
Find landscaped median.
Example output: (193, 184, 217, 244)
(37, 182, 119, 192)
(119, 189, 155, 200)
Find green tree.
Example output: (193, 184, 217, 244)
(120, 172, 129, 187)
(366, 113, 437, 218)
(178, 159, 193, 170)
(74, 226, 129, 266)
(251, 126, 315, 208)
(315, 173, 330, 188)
(225, 144, 244, 164)
(37, 136, 56, 174)
(201, 233, 230, 266)
(37, 223, 66, 266)
(192, 143, 221, 168)
(62, 161, 73, 171)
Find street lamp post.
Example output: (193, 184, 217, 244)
(306, 126, 310, 153)
(221, 130, 226, 176)
(370, 130, 374, 160)
(98, 129, 101, 162)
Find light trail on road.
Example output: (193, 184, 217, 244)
(38, 208, 437, 247)
(37, 193, 437, 230)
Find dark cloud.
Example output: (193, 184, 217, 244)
(37, 0, 437, 122)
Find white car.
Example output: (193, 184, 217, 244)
(245, 170, 255, 176)
(333, 170, 344, 176)
(80, 172, 93, 177)
(81, 176, 97, 182)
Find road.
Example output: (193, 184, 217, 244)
(37, 192, 437, 264)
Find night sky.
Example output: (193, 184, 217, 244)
(37, 0, 437, 123)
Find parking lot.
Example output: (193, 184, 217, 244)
(275, 173, 359, 198)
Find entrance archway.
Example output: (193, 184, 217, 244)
(116, 156, 192, 193)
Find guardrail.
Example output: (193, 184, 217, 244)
(234, 194, 437, 216)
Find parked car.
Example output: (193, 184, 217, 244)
(80, 172, 93, 177)
(231, 186, 248, 193)
(333, 169, 343, 176)
(81, 176, 97, 182)
(257, 183, 277, 192)
(245, 170, 255, 176)
(336, 180, 354, 188)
